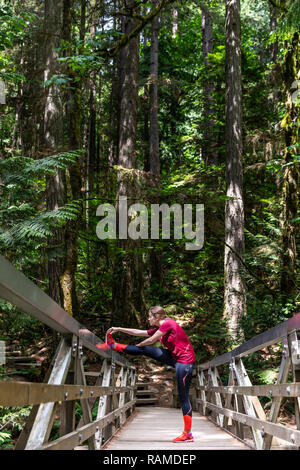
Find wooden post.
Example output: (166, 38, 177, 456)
(129, 368, 136, 416)
(59, 336, 77, 436)
(95, 359, 112, 449)
(210, 367, 224, 427)
(14, 360, 54, 450)
(198, 369, 208, 416)
(74, 338, 96, 450)
(119, 367, 129, 426)
(289, 331, 300, 449)
(263, 337, 291, 450)
(110, 355, 119, 436)
(233, 359, 264, 449)
(25, 337, 72, 449)
(223, 362, 235, 429)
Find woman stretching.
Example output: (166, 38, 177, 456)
(97, 306, 196, 442)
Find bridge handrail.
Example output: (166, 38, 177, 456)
(198, 312, 300, 369)
(196, 311, 300, 450)
(0, 255, 136, 450)
(0, 254, 131, 368)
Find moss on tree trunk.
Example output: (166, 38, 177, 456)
(280, 31, 299, 295)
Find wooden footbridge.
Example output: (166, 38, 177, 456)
(0, 255, 300, 450)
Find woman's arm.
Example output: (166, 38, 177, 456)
(136, 329, 164, 347)
(107, 327, 149, 337)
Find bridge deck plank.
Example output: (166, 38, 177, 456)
(101, 407, 250, 450)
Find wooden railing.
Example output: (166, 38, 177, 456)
(0, 255, 136, 450)
(2, 255, 300, 450)
(196, 312, 300, 450)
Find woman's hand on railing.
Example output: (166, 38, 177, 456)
(107, 327, 119, 335)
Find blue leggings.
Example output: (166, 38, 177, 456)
(123, 345, 194, 416)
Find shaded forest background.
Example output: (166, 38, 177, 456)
(0, 0, 299, 396)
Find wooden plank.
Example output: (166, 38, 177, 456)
(14, 405, 40, 450)
(136, 398, 159, 404)
(104, 407, 249, 450)
(110, 356, 119, 438)
(25, 338, 72, 450)
(77, 369, 104, 429)
(14, 361, 54, 450)
(38, 399, 136, 450)
(129, 368, 136, 416)
(59, 363, 75, 437)
(0, 381, 135, 407)
(136, 382, 160, 387)
(210, 367, 224, 427)
(197, 399, 300, 447)
(223, 363, 235, 429)
(95, 360, 112, 449)
(290, 331, 300, 450)
(136, 389, 159, 395)
(196, 381, 300, 397)
(119, 368, 128, 426)
(197, 369, 207, 416)
(232, 360, 263, 449)
(236, 359, 267, 421)
(74, 341, 95, 450)
(263, 348, 291, 450)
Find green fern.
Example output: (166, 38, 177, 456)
(0, 151, 82, 252)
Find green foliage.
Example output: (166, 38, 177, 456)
(0, 431, 12, 447)
(0, 300, 44, 344)
(255, 368, 279, 385)
(0, 151, 80, 257)
(0, 405, 32, 448)
(0, 4, 34, 83)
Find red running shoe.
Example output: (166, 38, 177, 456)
(96, 333, 116, 351)
(106, 333, 116, 349)
(172, 431, 194, 442)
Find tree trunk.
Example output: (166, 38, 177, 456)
(87, 22, 97, 194)
(280, 31, 299, 295)
(60, 0, 83, 317)
(201, 3, 218, 165)
(43, 0, 66, 306)
(172, 6, 178, 39)
(223, 0, 246, 342)
(15, 10, 45, 157)
(149, 1, 162, 285)
(108, 1, 119, 167)
(149, 5, 160, 177)
(112, 4, 146, 327)
(143, 30, 150, 172)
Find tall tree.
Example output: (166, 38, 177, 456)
(223, 0, 246, 342)
(60, 0, 84, 316)
(149, 3, 160, 177)
(201, 1, 218, 165)
(142, 22, 150, 172)
(108, 0, 119, 167)
(112, 3, 146, 326)
(280, 31, 299, 295)
(13, 5, 45, 156)
(43, 0, 66, 306)
(149, 0, 162, 285)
